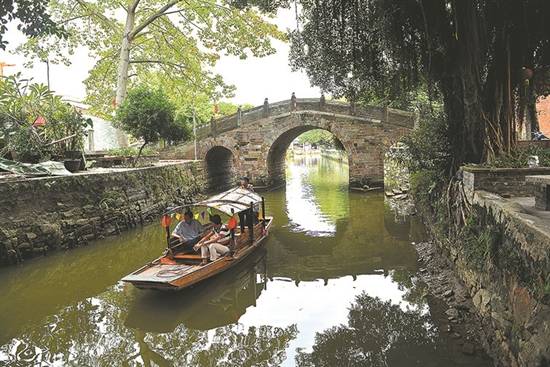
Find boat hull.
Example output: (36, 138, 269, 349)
(122, 217, 273, 291)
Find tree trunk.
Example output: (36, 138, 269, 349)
(134, 141, 148, 167)
(114, 9, 136, 148)
(527, 82, 540, 138)
(439, 0, 486, 171)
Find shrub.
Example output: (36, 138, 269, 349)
(0, 74, 91, 162)
(114, 86, 190, 163)
(474, 145, 550, 168)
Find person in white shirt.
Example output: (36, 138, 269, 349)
(193, 215, 231, 265)
(172, 210, 203, 252)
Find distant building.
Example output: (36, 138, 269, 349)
(64, 98, 120, 151)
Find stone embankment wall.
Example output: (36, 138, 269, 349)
(0, 162, 204, 266)
(431, 172, 550, 366)
(462, 166, 550, 197)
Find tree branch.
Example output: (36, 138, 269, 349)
(129, 0, 141, 13)
(129, 59, 187, 69)
(129, 1, 182, 39)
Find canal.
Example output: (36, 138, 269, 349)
(0, 154, 491, 366)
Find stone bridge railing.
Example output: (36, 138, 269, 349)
(195, 97, 416, 139)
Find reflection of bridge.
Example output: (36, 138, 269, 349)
(265, 209, 420, 283)
(185, 97, 415, 190)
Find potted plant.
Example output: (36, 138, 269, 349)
(42, 99, 92, 171)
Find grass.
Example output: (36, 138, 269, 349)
(476, 145, 550, 168)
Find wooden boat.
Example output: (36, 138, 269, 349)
(122, 187, 273, 291)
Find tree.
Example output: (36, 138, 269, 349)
(290, 0, 550, 169)
(0, 0, 65, 50)
(295, 129, 342, 149)
(17, 0, 286, 145)
(114, 85, 187, 163)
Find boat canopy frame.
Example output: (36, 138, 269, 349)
(165, 187, 263, 216)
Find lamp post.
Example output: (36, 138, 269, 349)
(193, 107, 197, 160)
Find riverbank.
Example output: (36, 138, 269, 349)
(0, 161, 205, 266)
(418, 179, 550, 366)
(414, 241, 494, 358)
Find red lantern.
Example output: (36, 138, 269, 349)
(160, 214, 172, 228)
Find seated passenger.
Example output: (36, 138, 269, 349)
(194, 215, 231, 265)
(239, 176, 254, 191)
(172, 210, 203, 252)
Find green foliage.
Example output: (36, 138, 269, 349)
(460, 214, 496, 271)
(17, 0, 285, 114)
(114, 86, 189, 149)
(217, 102, 255, 118)
(0, 0, 65, 50)
(295, 129, 341, 148)
(396, 106, 451, 218)
(0, 74, 91, 162)
(290, 0, 550, 165)
(474, 145, 550, 168)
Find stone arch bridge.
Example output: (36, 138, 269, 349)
(185, 97, 415, 190)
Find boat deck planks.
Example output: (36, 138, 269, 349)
(123, 264, 196, 283)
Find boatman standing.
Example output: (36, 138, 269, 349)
(172, 210, 203, 251)
(238, 177, 254, 233)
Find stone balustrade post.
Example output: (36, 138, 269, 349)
(237, 106, 242, 126)
(263, 98, 269, 118)
(210, 117, 216, 136)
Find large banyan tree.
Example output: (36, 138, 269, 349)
(289, 0, 550, 168)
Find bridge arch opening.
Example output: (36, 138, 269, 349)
(205, 146, 235, 192)
(267, 127, 349, 185)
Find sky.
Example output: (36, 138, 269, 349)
(0, 8, 319, 106)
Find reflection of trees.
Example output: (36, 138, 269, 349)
(390, 268, 428, 307)
(0, 250, 298, 366)
(296, 292, 440, 367)
(183, 324, 298, 367)
(0, 225, 167, 344)
(1, 293, 298, 366)
(307, 156, 350, 223)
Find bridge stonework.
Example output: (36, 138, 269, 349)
(193, 98, 415, 190)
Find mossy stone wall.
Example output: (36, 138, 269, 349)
(0, 162, 205, 266)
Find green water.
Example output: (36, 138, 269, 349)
(0, 155, 491, 366)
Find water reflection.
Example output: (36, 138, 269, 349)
(285, 155, 349, 236)
(0, 154, 490, 366)
(296, 293, 443, 367)
(1, 254, 298, 366)
(125, 250, 268, 332)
